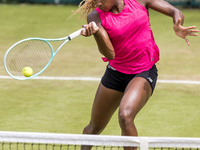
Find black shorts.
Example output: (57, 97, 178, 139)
(101, 64, 158, 93)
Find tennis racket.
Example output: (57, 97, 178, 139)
(4, 22, 97, 80)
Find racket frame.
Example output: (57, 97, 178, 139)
(4, 28, 83, 80)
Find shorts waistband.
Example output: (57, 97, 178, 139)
(107, 63, 116, 71)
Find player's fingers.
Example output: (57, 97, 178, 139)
(81, 28, 86, 34)
(175, 18, 181, 26)
(186, 29, 199, 36)
(186, 26, 198, 29)
(178, 18, 181, 23)
(91, 21, 98, 29)
(187, 33, 198, 36)
(86, 23, 93, 35)
(184, 37, 190, 46)
(191, 29, 200, 32)
(81, 22, 99, 36)
(81, 26, 91, 37)
(87, 22, 98, 35)
(86, 24, 93, 36)
(81, 25, 88, 36)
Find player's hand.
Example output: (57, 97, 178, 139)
(173, 18, 199, 46)
(81, 21, 99, 37)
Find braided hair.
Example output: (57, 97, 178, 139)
(72, 0, 97, 19)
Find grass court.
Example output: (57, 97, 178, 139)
(0, 4, 200, 137)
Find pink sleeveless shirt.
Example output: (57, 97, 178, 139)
(95, 0, 160, 74)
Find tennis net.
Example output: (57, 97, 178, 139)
(0, 131, 200, 150)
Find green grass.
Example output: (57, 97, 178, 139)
(0, 4, 200, 138)
(1, 79, 200, 137)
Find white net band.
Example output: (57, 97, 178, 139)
(1, 131, 200, 150)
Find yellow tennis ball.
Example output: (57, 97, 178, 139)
(22, 67, 33, 77)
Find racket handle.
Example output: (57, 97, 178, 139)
(68, 29, 83, 40)
(68, 22, 97, 40)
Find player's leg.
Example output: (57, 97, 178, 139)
(83, 83, 124, 135)
(83, 64, 125, 135)
(118, 77, 152, 150)
(118, 77, 152, 137)
(118, 64, 157, 138)
(81, 83, 123, 150)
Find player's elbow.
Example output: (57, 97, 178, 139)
(109, 52, 115, 60)
(99, 47, 115, 60)
(106, 55, 115, 60)
(105, 50, 115, 60)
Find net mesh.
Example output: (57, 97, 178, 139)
(5, 39, 52, 79)
(0, 131, 200, 150)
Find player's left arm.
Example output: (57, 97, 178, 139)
(142, 0, 199, 45)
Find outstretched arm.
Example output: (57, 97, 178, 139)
(143, 0, 199, 45)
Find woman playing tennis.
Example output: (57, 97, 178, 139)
(75, 0, 199, 149)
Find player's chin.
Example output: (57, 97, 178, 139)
(98, 7, 109, 12)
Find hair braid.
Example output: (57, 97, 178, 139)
(71, 0, 96, 20)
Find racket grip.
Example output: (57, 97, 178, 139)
(68, 22, 97, 40)
(68, 29, 83, 40)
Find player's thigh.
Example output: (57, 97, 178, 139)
(119, 77, 152, 118)
(90, 83, 124, 126)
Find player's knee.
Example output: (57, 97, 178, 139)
(118, 111, 134, 128)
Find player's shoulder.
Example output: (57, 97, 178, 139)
(87, 10, 100, 23)
(88, 10, 99, 17)
(135, 0, 148, 7)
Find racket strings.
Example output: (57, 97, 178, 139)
(5, 39, 52, 78)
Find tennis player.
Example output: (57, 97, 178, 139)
(75, 0, 199, 148)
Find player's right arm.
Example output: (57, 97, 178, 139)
(81, 10, 115, 60)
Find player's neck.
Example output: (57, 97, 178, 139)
(110, 0, 125, 14)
